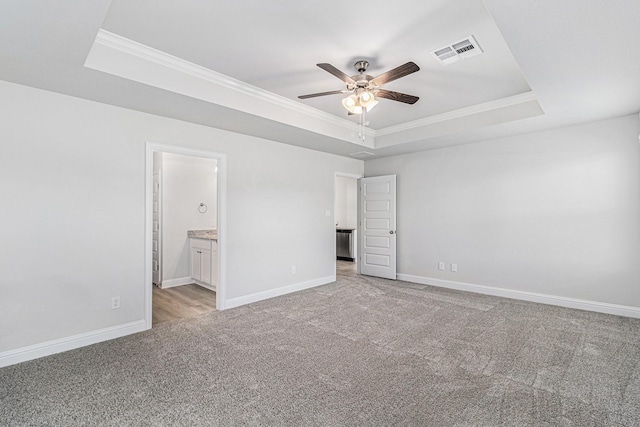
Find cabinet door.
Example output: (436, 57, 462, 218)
(191, 248, 202, 281)
(200, 249, 211, 285)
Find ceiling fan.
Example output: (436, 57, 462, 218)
(298, 60, 420, 116)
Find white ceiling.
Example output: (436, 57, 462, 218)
(101, 0, 533, 129)
(1, 0, 639, 158)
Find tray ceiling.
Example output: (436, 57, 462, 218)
(1, 0, 639, 157)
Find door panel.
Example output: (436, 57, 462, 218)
(364, 218, 390, 229)
(364, 200, 390, 212)
(365, 253, 390, 267)
(363, 181, 390, 195)
(360, 175, 396, 279)
(364, 235, 390, 248)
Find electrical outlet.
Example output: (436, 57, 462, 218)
(451, 264, 458, 272)
(291, 266, 296, 274)
(438, 262, 445, 271)
(111, 296, 121, 310)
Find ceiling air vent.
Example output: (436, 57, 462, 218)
(432, 35, 483, 66)
(350, 151, 375, 158)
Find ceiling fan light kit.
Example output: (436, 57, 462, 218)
(298, 60, 420, 140)
(341, 91, 377, 115)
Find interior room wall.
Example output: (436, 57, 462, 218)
(334, 176, 357, 229)
(0, 80, 363, 356)
(365, 114, 640, 310)
(160, 152, 217, 283)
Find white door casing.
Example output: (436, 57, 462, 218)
(146, 142, 227, 330)
(152, 171, 162, 286)
(359, 175, 397, 279)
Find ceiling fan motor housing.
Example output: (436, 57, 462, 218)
(348, 76, 374, 91)
(354, 60, 369, 73)
(341, 60, 372, 92)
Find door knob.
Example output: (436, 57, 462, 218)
(389, 230, 395, 234)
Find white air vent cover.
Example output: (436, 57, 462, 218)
(432, 35, 483, 66)
(349, 151, 375, 158)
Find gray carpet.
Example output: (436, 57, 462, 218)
(1, 275, 640, 426)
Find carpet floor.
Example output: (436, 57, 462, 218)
(1, 275, 640, 426)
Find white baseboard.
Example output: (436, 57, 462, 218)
(0, 320, 147, 368)
(160, 276, 193, 288)
(194, 281, 217, 292)
(397, 274, 640, 319)
(225, 275, 336, 309)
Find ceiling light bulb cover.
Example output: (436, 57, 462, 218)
(343, 95, 356, 107)
(359, 91, 377, 109)
(342, 94, 362, 114)
(365, 99, 378, 112)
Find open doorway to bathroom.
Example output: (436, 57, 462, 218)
(335, 173, 360, 278)
(146, 144, 226, 328)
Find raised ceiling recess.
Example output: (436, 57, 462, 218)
(83, 0, 544, 156)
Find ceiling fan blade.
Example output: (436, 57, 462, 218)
(375, 89, 419, 104)
(317, 63, 356, 84)
(298, 90, 347, 99)
(371, 62, 420, 86)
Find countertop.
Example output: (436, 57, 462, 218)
(187, 229, 217, 240)
(336, 228, 355, 231)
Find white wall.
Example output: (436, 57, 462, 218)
(161, 152, 216, 282)
(0, 80, 363, 355)
(365, 114, 640, 309)
(334, 176, 357, 229)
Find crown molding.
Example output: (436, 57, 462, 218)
(92, 30, 369, 136)
(88, 30, 536, 151)
(375, 92, 539, 137)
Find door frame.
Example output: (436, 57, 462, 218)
(145, 142, 228, 329)
(334, 172, 363, 275)
(152, 168, 162, 286)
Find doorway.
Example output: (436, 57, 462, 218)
(145, 143, 227, 329)
(335, 172, 361, 278)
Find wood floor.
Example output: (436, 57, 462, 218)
(153, 262, 354, 326)
(337, 260, 357, 277)
(152, 284, 216, 325)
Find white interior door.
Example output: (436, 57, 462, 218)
(359, 175, 396, 279)
(152, 171, 162, 286)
